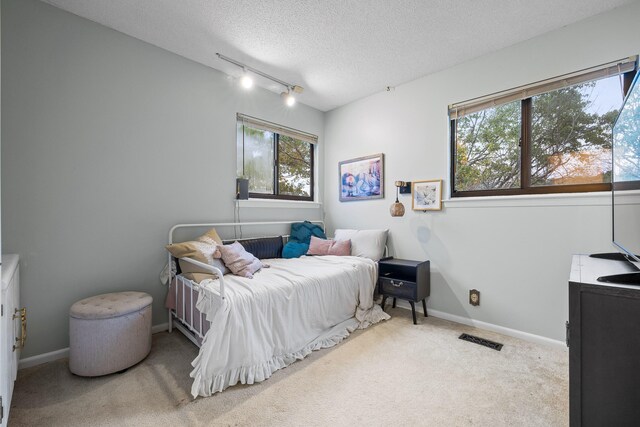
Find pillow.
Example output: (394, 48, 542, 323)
(237, 236, 284, 259)
(283, 221, 326, 259)
(290, 221, 326, 243)
(307, 236, 351, 256)
(333, 229, 388, 261)
(165, 228, 229, 282)
(217, 241, 265, 279)
(182, 272, 224, 283)
(282, 242, 309, 259)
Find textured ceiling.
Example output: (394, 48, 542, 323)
(42, 0, 636, 111)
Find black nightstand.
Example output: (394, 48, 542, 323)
(379, 258, 430, 324)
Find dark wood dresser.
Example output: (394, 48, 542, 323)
(568, 255, 640, 427)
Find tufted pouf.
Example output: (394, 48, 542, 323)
(69, 291, 153, 377)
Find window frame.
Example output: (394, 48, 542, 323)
(237, 114, 316, 202)
(450, 67, 637, 198)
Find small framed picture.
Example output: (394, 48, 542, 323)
(412, 180, 442, 211)
(339, 153, 384, 202)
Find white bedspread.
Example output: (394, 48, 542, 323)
(190, 255, 389, 397)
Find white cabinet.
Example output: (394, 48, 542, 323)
(1, 255, 22, 426)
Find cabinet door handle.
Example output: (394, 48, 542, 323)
(390, 280, 404, 287)
(13, 307, 27, 351)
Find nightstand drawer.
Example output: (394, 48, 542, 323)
(379, 277, 416, 299)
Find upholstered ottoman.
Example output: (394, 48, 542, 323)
(69, 291, 153, 376)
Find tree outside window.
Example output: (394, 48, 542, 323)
(452, 68, 635, 197)
(237, 116, 315, 201)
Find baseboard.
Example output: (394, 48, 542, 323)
(392, 300, 566, 349)
(152, 322, 169, 334)
(19, 322, 171, 370)
(18, 348, 69, 370)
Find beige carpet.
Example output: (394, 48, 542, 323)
(9, 309, 568, 426)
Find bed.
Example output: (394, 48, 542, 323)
(165, 221, 390, 398)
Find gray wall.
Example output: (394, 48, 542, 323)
(0, 0, 2, 257)
(324, 1, 640, 342)
(4, 0, 640, 358)
(2, 0, 324, 358)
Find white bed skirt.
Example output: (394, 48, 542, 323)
(190, 256, 389, 397)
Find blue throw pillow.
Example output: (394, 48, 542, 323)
(282, 242, 310, 259)
(290, 221, 326, 244)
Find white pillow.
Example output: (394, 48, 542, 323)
(334, 229, 388, 261)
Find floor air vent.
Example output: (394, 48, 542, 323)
(459, 333, 503, 351)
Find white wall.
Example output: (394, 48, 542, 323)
(324, 1, 640, 342)
(1, 0, 324, 358)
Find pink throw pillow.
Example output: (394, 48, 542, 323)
(307, 236, 332, 255)
(307, 236, 351, 256)
(328, 239, 351, 256)
(216, 241, 264, 279)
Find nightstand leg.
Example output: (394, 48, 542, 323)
(409, 301, 417, 325)
(422, 299, 428, 317)
(392, 298, 396, 308)
(381, 296, 388, 311)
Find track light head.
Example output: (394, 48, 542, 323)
(240, 72, 253, 89)
(216, 53, 302, 103)
(281, 90, 296, 107)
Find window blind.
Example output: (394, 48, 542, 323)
(448, 56, 638, 120)
(237, 113, 318, 144)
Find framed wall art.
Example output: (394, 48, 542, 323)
(339, 153, 384, 202)
(412, 179, 442, 211)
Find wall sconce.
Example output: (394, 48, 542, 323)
(390, 181, 410, 217)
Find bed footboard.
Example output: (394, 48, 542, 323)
(179, 257, 226, 300)
(167, 274, 211, 347)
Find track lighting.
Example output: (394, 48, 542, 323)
(281, 90, 296, 107)
(216, 53, 304, 107)
(240, 71, 254, 89)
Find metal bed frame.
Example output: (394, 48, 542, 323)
(167, 221, 325, 347)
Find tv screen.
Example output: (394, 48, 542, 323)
(612, 71, 640, 263)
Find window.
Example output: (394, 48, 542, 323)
(237, 114, 316, 201)
(450, 57, 638, 197)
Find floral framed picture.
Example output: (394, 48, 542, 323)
(412, 179, 442, 211)
(339, 153, 384, 202)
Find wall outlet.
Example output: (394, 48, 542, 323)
(469, 289, 480, 306)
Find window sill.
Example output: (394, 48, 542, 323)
(237, 199, 322, 209)
(444, 190, 625, 208)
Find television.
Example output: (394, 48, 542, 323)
(595, 70, 640, 284)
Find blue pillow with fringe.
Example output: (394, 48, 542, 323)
(290, 221, 326, 243)
(282, 242, 310, 259)
(283, 221, 326, 258)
